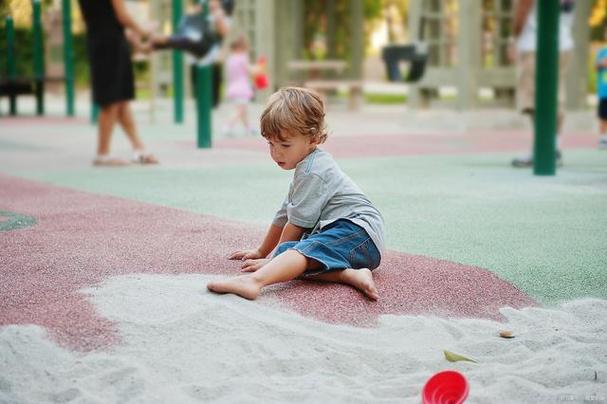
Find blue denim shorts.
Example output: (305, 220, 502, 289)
(274, 219, 381, 277)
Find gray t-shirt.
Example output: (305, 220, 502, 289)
(272, 148, 385, 253)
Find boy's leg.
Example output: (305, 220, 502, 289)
(310, 268, 379, 301)
(207, 250, 317, 300)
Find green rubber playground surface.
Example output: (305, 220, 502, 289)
(1, 106, 606, 306)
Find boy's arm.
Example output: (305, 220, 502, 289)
(278, 222, 306, 244)
(255, 221, 307, 258)
(229, 223, 282, 260)
(257, 223, 284, 257)
(237, 222, 306, 273)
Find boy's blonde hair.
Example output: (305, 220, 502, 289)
(260, 87, 328, 143)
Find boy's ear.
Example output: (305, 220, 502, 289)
(309, 134, 321, 146)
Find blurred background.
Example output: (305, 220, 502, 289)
(1, 0, 605, 114)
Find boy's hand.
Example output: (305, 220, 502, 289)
(228, 248, 264, 261)
(241, 258, 270, 272)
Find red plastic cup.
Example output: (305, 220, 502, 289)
(422, 370, 469, 404)
(254, 73, 269, 90)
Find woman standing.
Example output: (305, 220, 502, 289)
(78, 0, 158, 166)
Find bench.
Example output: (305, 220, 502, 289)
(303, 80, 363, 110)
(0, 76, 66, 115)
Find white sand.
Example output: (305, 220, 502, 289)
(1, 274, 605, 403)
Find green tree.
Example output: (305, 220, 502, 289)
(302, 0, 386, 60)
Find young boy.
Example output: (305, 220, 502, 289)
(207, 87, 384, 301)
(596, 25, 607, 149)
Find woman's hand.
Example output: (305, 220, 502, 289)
(241, 258, 270, 272)
(228, 248, 264, 261)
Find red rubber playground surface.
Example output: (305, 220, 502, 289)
(0, 174, 535, 351)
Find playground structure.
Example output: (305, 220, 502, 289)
(0, 0, 219, 148)
(404, 0, 591, 110)
(2, 1, 595, 116)
(202, 0, 591, 112)
(0, 0, 74, 117)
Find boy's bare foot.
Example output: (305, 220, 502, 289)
(341, 268, 379, 301)
(207, 275, 261, 300)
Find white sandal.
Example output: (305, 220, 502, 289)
(92, 155, 130, 167)
(132, 151, 159, 165)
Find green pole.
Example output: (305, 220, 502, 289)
(196, 64, 212, 148)
(196, 1, 212, 148)
(62, 0, 75, 117)
(533, 1, 559, 176)
(91, 102, 99, 124)
(33, 0, 45, 115)
(172, 0, 184, 123)
(6, 16, 17, 115)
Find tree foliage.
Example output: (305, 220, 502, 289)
(302, 0, 389, 60)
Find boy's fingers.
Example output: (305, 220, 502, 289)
(241, 264, 257, 272)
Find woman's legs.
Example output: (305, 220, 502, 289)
(117, 101, 144, 151)
(93, 103, 129, 165)
(97, 103, 119, 156)
(116, 101, 158, 163)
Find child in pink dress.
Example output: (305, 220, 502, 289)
(223, 36, 256, 136)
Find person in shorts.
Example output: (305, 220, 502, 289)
(510, 0, 574, 168)
(207, 87, 385, 301)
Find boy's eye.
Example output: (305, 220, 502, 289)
(281, 144, 291, 148)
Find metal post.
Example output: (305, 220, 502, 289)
(172, 0, 184, 123)
(33, 0, 45, 115)
(349, 0, 363, 79)
(196, 64, 212, 148)
(533, 1, 559, 176)
(91, 103, 99, 124)
(195, 1, 212, 148)
(6, 16, 17, 115)
(62, 0, 75, 116)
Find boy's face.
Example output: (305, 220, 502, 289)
(267, 132, 319, 170)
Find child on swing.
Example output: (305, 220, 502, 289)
(207, 87, 385, 300)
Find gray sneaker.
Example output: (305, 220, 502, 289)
(511, 150, 563, 168)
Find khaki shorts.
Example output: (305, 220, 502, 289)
(516, 51, 571, 114)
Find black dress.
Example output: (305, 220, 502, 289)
(77, 0, 134, 106)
